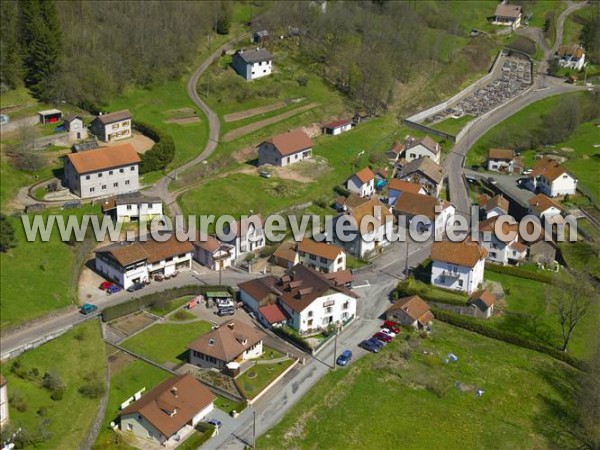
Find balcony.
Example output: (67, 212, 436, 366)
(441, 270, 460, 279)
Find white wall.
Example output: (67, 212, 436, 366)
(488, 159, 513, 172)
(298, 251, 346, 273)
(66, 161, 140, 199)
(121, 413, 166, 445)
(284, 292, 356, 334)
(0, 384, 8, 428)
(115, 202, 163, 222)
(431, 258, 484, 294)
(239, 290, 261, 312)
(405, 144, 440, 164)
(347, 177, 374, 197)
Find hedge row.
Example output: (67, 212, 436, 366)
(102, 285, 233, 322)
(431, 307, 586, 370)
(397, 279, 469, 307)
(133, 121, 175, 174)
(272, 327, 312, 353)
(485, 263, 553, 284)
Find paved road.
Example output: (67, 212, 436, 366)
(444, 0, 590, 222)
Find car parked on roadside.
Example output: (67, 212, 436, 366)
(359, 339, 380, 353)
(374, 332, 393, 343)
(382, 321, 400, 334)
(80, 303, 98, 315)
(336, 350, 353, 366)
(107, 285, 122, 295)
(207, 419, 222, 430)
(99, 281, 113, 291)
(381, 328, 397, 338)
(368, 337, 385, 350)
(126, 283, 144, 293)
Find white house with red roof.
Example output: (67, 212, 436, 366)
(321, 118, 354, 135)
(527, 193, 565, 221)
(347, 167, 375, 198)
(192, 234, 235, 270)
(257, 130, 313, 167)
(478, 215, 527, 265)
(221, 215, 266, 259)
(430, 240, 487, 294)
(404, 136, 441, 164)
(525, 158, 578, 197)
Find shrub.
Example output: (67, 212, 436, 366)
(134, 121, 176, 174)
(259, 245, 276, 258)
(297, 75, 309, 87)
(42, 371, 64, 392)
(50, 388, 64, 401)
(484, 263, 552, 283)
(273, 327, 311, 352)
(9, 391, 27, 412)
(0, 214, 17, 252)
(79, 378, 105, 399)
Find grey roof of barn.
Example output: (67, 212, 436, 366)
(94, 109, 132, 125)
(236, 48, 273, 64)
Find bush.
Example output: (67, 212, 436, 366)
(42, 371, 64, 392)
(273, 327, 312, 352)
(79, 378, 105, 399)
(9, 391, 28, 412)
(0, 214, 17, 252)
(50, 389, 64, 401)
(259, 245, 276, 258)
(431, 307, 586, 370)
(134, 121, 176, 174)
(484, 263, 552, 283)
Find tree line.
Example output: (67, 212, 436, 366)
(0, 0, 232, 108)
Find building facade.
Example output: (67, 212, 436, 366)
(90, 110, 132, 142)
(430, 241, 487, 294)
(232, 48, 273, 80)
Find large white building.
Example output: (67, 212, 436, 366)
(221, 215, 266, 259)
(392, 191, 455, 238)
(238, 265, 357, 334)
(430, 240, 487, 294)
(555, 45, 586, 70)
(119, 374, 215, 446)
(94, 235, 193, 289)
(297, 238, 346, 273)
(63, 143, 141, 199)
(101, 193, 163, 222)
(90, 110, 132, 142)
(478, 216, 527, 265)
(525, 157, 578, 197)
(232, 48, 273, 80)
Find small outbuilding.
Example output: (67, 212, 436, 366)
(321, 119, 354, 136)
(38, 109, 63, 125)
(467, 289, 497, 318)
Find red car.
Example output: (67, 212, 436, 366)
(99, 281, 113, 291)
(383, 321, 400, 334)
(374, 332, 393, 343)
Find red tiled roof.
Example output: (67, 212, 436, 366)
(258, 304, 288, 324)
(387, 295, 432, 323)
(488, 148, 514, 160)
(263, 130, 313, 156)
(495, 3, 521, 18)
(530, 158, 574, 182)
(388, 179, 423, 194)
(322, 118, 352, 129)
(95, 234, 193, 266)
(393, 192, 451, 220)
(66, 143, 140, 174)
(468, 289, 496, 309)
(353, 167, 375, 184)
(298, 238, 344, 261)
(431, 240, 487, 268)
(527, 193, 564, 216)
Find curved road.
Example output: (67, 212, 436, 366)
(444, 0, 590, 220)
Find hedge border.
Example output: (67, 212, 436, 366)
(133, 121, 175, 174)
(431, 307, 586, 370)
(102, 285, 233, 322)
(485, 263, 552, 284)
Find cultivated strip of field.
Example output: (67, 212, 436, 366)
(224, 100, 288, 122)
(222, 102, 319, 142)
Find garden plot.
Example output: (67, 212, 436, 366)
(108, 311, 158, 337)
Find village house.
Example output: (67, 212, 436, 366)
(527, 193, 565, 221)
(90, 110, 132, 142)
(258, 130, 313, 167)
(529, 239, 557, 265)
(386, 142, 405, 162)
(221, 215, 266, 259)
(187, 320, 266, 370)
(63, 114, 88, 141)
(392, 192, 455, 238)
(232, 48, 273, 80)
(257, 303, 288, 328)
(0, 375, 8, 429)
(321, 118, 354, 135)
(397, 157, 444, 197)
(192, 234, 235, 271)
(94, 234, 193, 289)
(297, 238, 346, 273)
(555, 45, 586, 70)
(272, 242, 299, 269)
(347, 167, 375, 198)
(101, 193, 163, 222)
(403, 136, 441, 164)
(525, 157, 578, 197)
(252, 30, 270, 44)
(430, 240, 487, 294)
(334, 193, 370, 212)
(492, 2, 522, 29)
(479, 194, 509, 219)
(478, 215, 527, 265)
(468, 289, 497, 319)
(119, 374, 215, 446)
(63, 143, 141, 199)
(239, 265, 357, 334)
(487, 148, 516, 172)
(387, 179, 427, 205)
(385, 295, 433, 329)
(329, 197, 394, 259)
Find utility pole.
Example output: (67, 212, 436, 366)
(252, 410, 257, 450)
(218, 261, 222, 286)
(333, 329, 338, 370)
(404, 239, 410, 277)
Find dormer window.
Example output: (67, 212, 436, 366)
(208, 338, 215, 346)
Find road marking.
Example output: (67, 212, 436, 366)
(352, 281, 370, 289)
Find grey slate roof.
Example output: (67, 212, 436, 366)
(236, 48, 273, 64)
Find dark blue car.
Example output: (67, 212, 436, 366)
(107, 285, 122, 295)
(336, 350, 353, 366)
(359, 340, 379, 353)
(368, 337, 385, 350)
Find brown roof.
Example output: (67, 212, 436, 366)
(495, 3, 522, 18)
(322, 118, 352, 129)
(119, 374, 215, 438)
(399, 157, 444, 184)
(95, 109, 132, 125)
(323, 269, 353, 286)
(263, 130, 313, 156)
(95, 234, 193, 266)
(66, 143, 140, 174)
(335, 194, 370, 210)
(187, 320, 266, 362)
(63, 114, 83, 123)
(387, 295, 432, 323)
(481, 194, 509, 213)
(479, 216, 519, 243)
(273, 242, 298, 265)
(353, 167, 375, 184)
(238, 276, 280, 303)
(388, 142, 404, 155)
(258, 304, 288, 324)
(527, 193, 564, 215)
(393, 192, 452, 220)
(388, 179, 423, 194)
(278, 265, 356, 313)
(509, 241, 528, 253)
(431, 240, 487, 268)
(193, 233, 223, 253)
(343, 197, 394, 232)
(298, 238, 344, 261)
(530, 157, 574, 182)
(558, 45, 585, 58)
(488, 148, 514, 160)
(468, 289, 496, 310)
(406, 135, 440, 155)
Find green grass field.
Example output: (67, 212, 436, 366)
(236, 359, 294, 400)
(121, 321, 212, 365)
(0, 321, 106, 450)
(148, 295, 195, 316)
(0, 205, 101, 330)
(93, 358, 170, 450)
(559, 241, 600, 280)
(260, 322, 578, 449)
(562, 5, 595, 45)
(431, 114, 473, 136)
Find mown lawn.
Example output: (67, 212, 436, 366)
(0, 321, 106, 450)
(561, 4, 595, 45)
(147, 295, 195, 317)
(0, 205, 101, 330)
(432, 114, 473, 136)
(236, 359, 294, 400)
(559, 241, 600, 280)
(260, 322, 579, 449)
(93, 359, 170, 450)
(121, 321, 212, 365)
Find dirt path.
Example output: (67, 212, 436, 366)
(222, 102, 319, 142)
(224, 101, 288, 122)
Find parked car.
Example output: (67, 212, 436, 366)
(336, 350, 353, 366)
(153, 273, 164, 282)
(359, 339, 380, 353)
(207, 419, 222, 430)
(487, 176, 497, 185)
(99, 281, 113, 291)
(126, 283, 145, 293)
(259, 170, 272, 178)
(368, 337, 385, 350)
(107, 285, 122, 295)
(62, 200, 81, 210)
(374, 332, 393, 343)
(522, 169, 533, 175)
(381, 328, 397, 338)
(217, 299, 234, 308)
(80, 303, 98, 315)
(382, 321, 400, 334)
(217, 307, 235, 317)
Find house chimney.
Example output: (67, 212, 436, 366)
(228, 322, 235, 330)
(171, 387, 178, 397)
